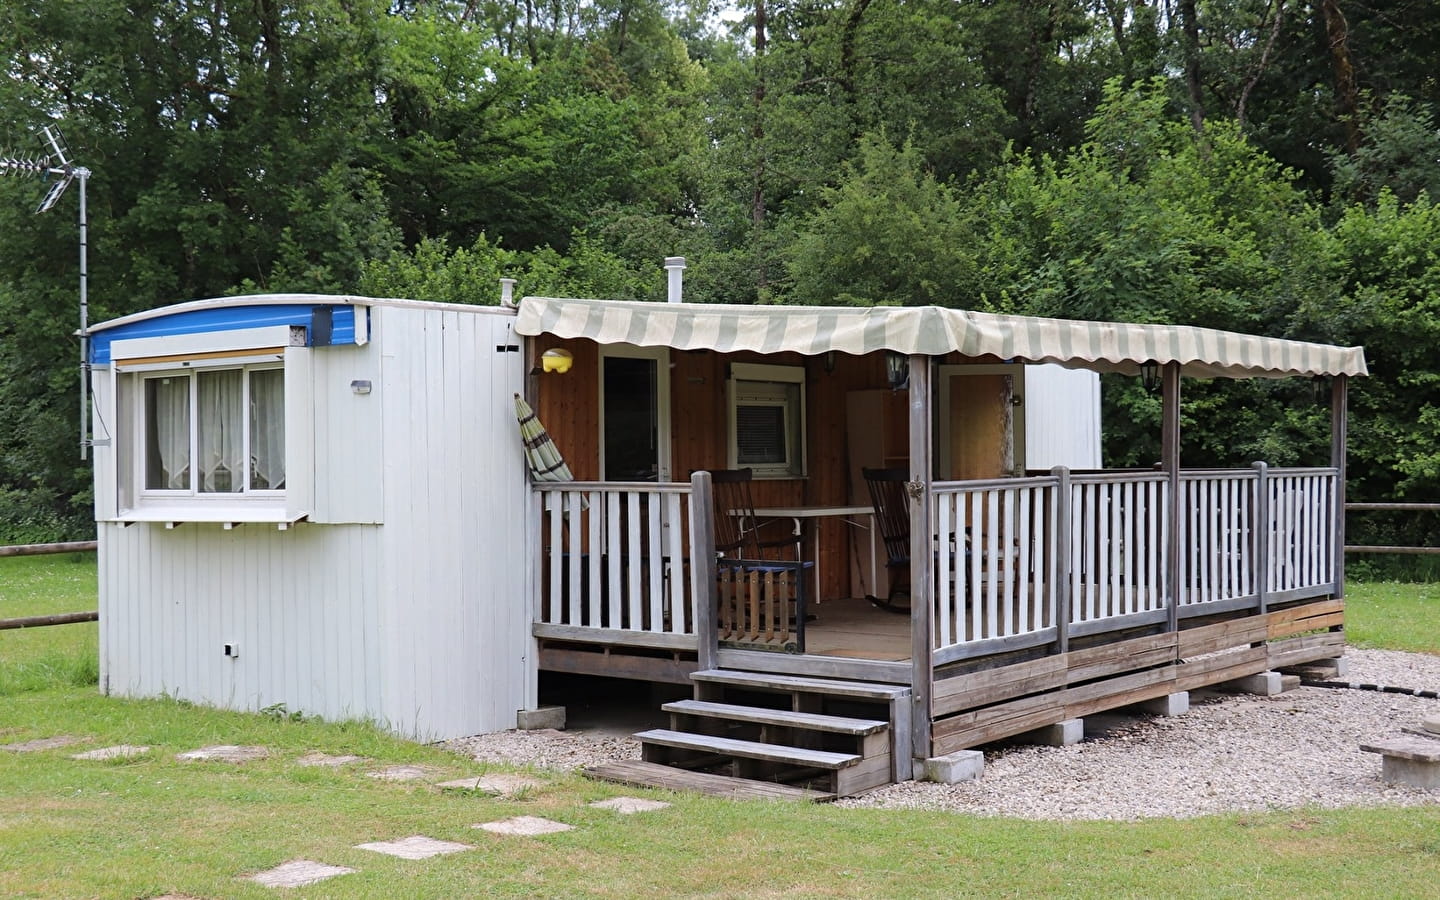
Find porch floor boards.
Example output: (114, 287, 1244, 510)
(805, 596, 911, 661)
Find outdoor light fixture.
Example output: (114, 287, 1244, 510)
(1139, 360, 1161, 393)
(1, 124, 91, 458)
(885, 351, 910, 391)
(541, 348, 574, 374)
(822, 350, 837, 374)
(1312, 375, 1329, 406)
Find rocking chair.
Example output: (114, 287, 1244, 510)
(862, 467, 911, 613)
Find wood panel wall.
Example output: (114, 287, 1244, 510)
(534, 341, 896, 600)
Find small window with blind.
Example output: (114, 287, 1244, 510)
(727, 363, 806, 478)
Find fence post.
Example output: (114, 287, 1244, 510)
(690, 470, 718, 671)
(1252, 461, 1269, 614)
(1052, 466, 1072, 655)
(908, 355, 935, 769)
(1331, 375, 1348, 601)
(1162, 362, 1182, 633)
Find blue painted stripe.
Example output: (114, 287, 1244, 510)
(88, 304, 359, 364)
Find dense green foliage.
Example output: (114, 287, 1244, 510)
(3, 1, 1440, 549)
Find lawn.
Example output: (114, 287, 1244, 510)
(2, 554, 1439, 899)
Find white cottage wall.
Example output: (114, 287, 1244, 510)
(1023, 365, 1102, 470)
(96, 521, 385, 723)
(373, 305, 529, 740)
(92, 299, 529, 742)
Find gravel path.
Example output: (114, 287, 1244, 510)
(445, 648, 1440, 821)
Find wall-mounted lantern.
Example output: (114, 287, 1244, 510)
(1140, 360, 1161, 393)
(885, 351, 910, 391)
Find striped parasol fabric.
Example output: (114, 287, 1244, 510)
(514, 393, 575, 483)
(515, 297, 1367, 380)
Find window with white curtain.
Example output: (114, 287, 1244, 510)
(141, 365, 285, 496)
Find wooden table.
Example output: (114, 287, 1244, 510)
(748, 505, 879, 603)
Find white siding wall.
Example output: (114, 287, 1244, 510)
(374, 306, 529, 740)
(1024, 365, 1102, 470)
(311, 340, 384, 524)
(95, 301, 529, 742)
(97, 521, 384, 724)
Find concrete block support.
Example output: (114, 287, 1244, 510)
(1382, 757, 1440, 790)
(516, 706, 566, 730)
(1317, 656, 1351, 678)
(1224, 671, 1285, 696)
(1019, 719, 1083, 747)
(924, 750, 984, 784)
(1137, 692, 1190, 717)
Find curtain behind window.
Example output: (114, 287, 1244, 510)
(249, 369, 285, 490)
(145, 376, 191, 489)
(198, 370, 243, 492)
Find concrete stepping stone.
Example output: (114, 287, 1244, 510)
(365, 763, 441, 782)
(71, 745, 150, 761)
(437, 773, 544, 796)
(245, 859, 356, 888)
(2, 735, 85, 753)
(589, 797, 671, 815)
(473, 815, 574, 836)
(296, 751, 367, 767)
(177, 745, 270, 763)
(355, 835, 474, 860)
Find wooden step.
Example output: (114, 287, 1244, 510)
(636, 729, 861, 769)
(662, 700, 888, 736)
(584, 760, 833, 802)
(691, 669, 911, 702)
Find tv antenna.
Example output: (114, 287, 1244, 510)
(1, 125, 92, 459)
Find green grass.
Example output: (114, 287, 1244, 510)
(1343, 581, 1440, 654)
(3, 554, 1440, 898)
(3, 686, 1440, 899)
(0, 553, 99, 694)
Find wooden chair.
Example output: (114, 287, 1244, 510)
(862, 467, 911, 613)
(707, 468, 812, 652)
(709, 468, 802, 560)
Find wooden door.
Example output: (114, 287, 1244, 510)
(944, 373, 1013, 481)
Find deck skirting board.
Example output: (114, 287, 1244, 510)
(538, 646, 697, 684)
(928, 595, 1343, 756)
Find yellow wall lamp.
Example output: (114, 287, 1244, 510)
(541, 348, 574, 374)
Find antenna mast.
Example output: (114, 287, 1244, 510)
(1, 124, 92, 459)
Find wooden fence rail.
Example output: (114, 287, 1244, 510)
(1, 611, 98, 631)
(0, 540, 97, 558)
(1344, 502, 1440, 555)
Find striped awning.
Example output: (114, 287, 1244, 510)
(515, 297, 1367, 379)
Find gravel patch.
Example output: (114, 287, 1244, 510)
(445, 649, 1440, 821)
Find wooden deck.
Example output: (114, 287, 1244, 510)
(803, 597, 911, 661)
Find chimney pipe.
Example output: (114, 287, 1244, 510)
(664, 257, 686, 303)
(499, 277, 517, 307)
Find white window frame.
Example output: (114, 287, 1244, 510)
(135, 364, 286, 499)
(107, 326, 313, 524)
(727, 362, 806, 478)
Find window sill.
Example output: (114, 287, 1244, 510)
(108, 504, 304, 525)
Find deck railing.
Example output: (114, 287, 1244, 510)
(934, 466, 1339, 659)
(933, 475, 1059, 647)
(1265, 468, 1338, 599)
(1176, 469, 1255, 609)
(531, 481, 700, 650)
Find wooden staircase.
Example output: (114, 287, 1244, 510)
(585, 669, 912, 801)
